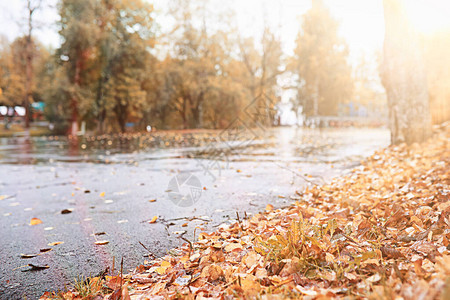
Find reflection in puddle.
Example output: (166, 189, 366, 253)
(0, 127, 390, 166)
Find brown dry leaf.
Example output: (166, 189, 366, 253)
(242, 251, 260, 268)
(148, 216, 158, 223)
(240, 274, 261, 293)
(122, 285, 131, 300)
(224, 243, 243, 252)
(20, 253, 40, 259)
(38, 126, 450, 300)
(106, 276, 122, 290)
(25, 264, 49, 271)
(380, 246, 403, 259)
(412, 241, 437, 256)
(30, 218, 42, 226)
(109, 288, 121, 300)
(200, 264, 224, 282)
(94, 240, 109, 245)
(414, 259, 425, 276)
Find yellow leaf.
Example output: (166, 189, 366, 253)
(160, 261, 171, 267)
(48, 241, 64, 246)
(148, 216, 158, 223)
(156, 266, 168, 275)
(265, 204, 274, 212)
(99, 192, 105, 197)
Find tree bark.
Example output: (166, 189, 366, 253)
(24, 0, 39, 129)
(382, 0, 431, 145)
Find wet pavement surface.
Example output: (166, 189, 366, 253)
(0, 127, 390, 299)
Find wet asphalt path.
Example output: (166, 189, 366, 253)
(0, 127, 390, 299)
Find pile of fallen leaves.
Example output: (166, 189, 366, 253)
(42, 126, 449, 299)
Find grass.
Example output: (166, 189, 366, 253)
(72, 275, 101, 297)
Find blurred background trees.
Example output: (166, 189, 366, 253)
(0, 0, 448, 135)
(289, 0, 352, 119)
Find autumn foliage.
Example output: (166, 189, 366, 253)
(42, 126, 449, 299)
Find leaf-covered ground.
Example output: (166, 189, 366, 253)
(42, 126, 449, 299)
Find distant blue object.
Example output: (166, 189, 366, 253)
(126, 122, 134, 128)
(31, 102, 45, 112)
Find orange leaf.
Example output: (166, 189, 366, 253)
(48, 241, 64, 246)
(148, 216, 158, 223)
(30, 218, 42, 226)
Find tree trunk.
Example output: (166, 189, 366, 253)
(382, 0, 431, 145)
(25, 37, 32, 129)
(70, 57, 82, 136)
(24, 0, 36, 129)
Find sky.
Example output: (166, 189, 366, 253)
(1, 0, 449, 59)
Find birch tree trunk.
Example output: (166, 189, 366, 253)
(382, 0, 431, 145)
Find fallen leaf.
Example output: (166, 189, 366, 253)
(366, 273, 381, 283)
(100, 192, 105, 197)
(91, 232, 106, 236)
(20, 253, 39, 259)
(325, 252, 335, 263)
(190, 253, 201, 261)
(225, 243, 243, 252)
(296, 285, 317, 296)
(61, 209, 73, 214)
(265, 204, 274, 212)
(344, 272, 357, 280)
(30, 218, 42, 226)
(48, 241, 64, 246)
(24, 264, 49, 271)
(380, 246, 403, 259)
(40, 248, 52, 253)
(148, 199, 157, 202)
(94, 240, 109, 245)
(148, 216, 158, 223)
(200, 264, 224, 281)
